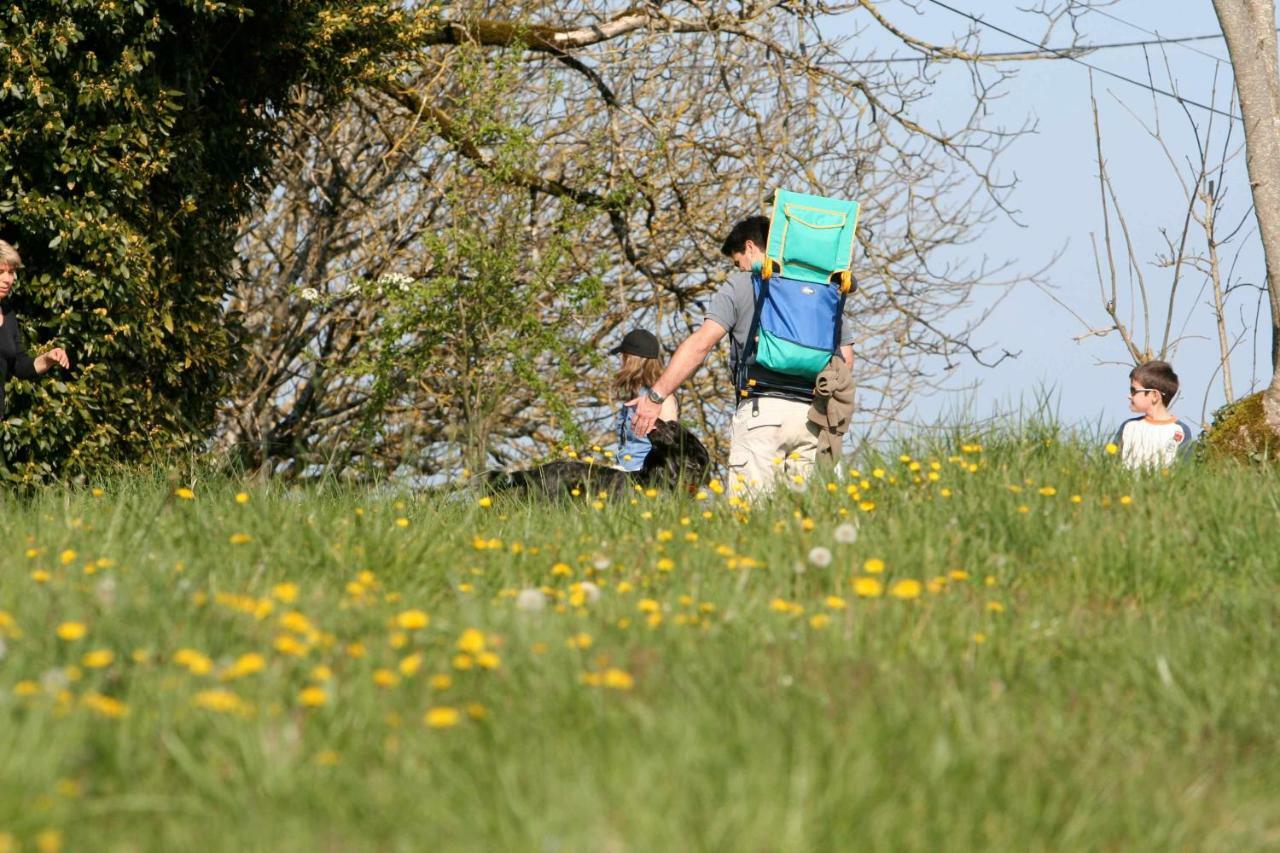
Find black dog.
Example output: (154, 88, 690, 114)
(487, 420, 711, 499)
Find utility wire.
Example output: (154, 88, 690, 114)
(922, 0, 1240, 121)
(1069, 0, 1229, 65)
(817, 29, 1241, 66)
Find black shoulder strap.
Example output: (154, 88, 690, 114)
(735, 270, 769, 396)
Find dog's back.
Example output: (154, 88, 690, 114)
(487, 419, 711, 500)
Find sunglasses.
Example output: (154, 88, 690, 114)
(1127, 386, 1159, 398)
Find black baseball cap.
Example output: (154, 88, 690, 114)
(609, 329, 660, 358)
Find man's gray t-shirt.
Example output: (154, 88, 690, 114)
(703, 270, 856, 376)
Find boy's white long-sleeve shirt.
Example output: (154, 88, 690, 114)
(1113, 415, 1195, 469)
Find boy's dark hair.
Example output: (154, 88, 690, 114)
(1130, 360, 1179, 407)
(720, 215, 770, 257)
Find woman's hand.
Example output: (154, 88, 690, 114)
(34, 348, 69, 374)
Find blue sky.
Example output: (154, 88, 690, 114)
(847, 1, 1271, 434)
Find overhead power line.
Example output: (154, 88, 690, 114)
(1070, 0, 1229, 65)
(921, 0, 1241, 121)
(825, 29, 1240, 66)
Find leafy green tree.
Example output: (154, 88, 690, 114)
(0, 0, 421, 481)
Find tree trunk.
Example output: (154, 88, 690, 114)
(1213, 0, 1280, 435)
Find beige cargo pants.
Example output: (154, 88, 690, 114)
(727, 396, 819, 499)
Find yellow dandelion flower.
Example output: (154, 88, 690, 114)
(81, 649, 114, 669)
(193, 689, 251, 715)
(853, 577, 883, 598)
(1120, 495, 1133, 505)
(395, 609, 430, 631)
(222, 652, 266, 680)
(273, 635, 307, 657)
(175, 487, 195, 500)
(372, 668, 400, 688)
(174, 648, 214, 674)
(424, 706, 460, 728)
(56, 622, 87, 641)
(82, 692, 128, 718)
(235, 491, 250, 504)
(310, 665, 333, 682)
(14, 680, 40, 696)
(229, 533, 252, 545)
(656, 557, 675, 572)
(395, 517, 409, 528)
(314, 750, 340, 766)
(477, 496, 492, 508)
(972, 633, 987, 644)
(467, 703, 488, 721)
(278, 611, 313, 634)
(889, 579, 922, 599)
(809, 614, 831, 630)
(863, 558, 885, 574)
(399, 654, 423, 676)
(1071, 494, 1083, 504)
(476, 651, 501, 670)
(30, 569, 51, 583)
(1105, 442, 1118, 455)
(346, 642, 366, 658)
(452, 654, 474, 671)
(430, 673, 452, 690)
(298, 686, 328, 707)
(858, 501, 876, 512)
(456, 628, 486, 654)
(566, 632, 593, 650)
(271, 583, 298, 603)
(59, 549, 77, 565)
(825, 596, 847, 609)
(35, 828, 62, 853)
(602, 668, 634, 690)
(1038, 486, 1057, 497)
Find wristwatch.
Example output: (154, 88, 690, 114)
(646, 388, 666, 404)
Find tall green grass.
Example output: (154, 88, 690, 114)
(1, 434, 1277, 851)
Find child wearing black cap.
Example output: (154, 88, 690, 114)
(611, 329, 679, 471)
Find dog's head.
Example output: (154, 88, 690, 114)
(637, 419, 711, 491)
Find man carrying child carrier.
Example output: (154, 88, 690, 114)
(629, 198, 857, 499)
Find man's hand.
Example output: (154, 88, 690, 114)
(34, 347, 69, 374)
(629, 395, 663, 437)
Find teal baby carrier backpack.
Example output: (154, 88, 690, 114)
(737, 188, 860, 401)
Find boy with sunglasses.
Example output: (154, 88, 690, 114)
(1112, 360, 1195, 469)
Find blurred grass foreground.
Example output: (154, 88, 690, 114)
(1, 431, 1278, 851)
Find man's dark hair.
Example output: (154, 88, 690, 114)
(1130, 360, 1179, 407)
(720, 215, 770, 257)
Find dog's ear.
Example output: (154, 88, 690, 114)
(485, 470, 517, 492)
(648, 419, 678, 448)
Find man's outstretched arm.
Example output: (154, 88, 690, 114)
(629, 320, 727, 436)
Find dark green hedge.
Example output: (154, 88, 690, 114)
(0, 1, 416, 482)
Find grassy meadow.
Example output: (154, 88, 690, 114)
(1, 434, 1279, 851)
